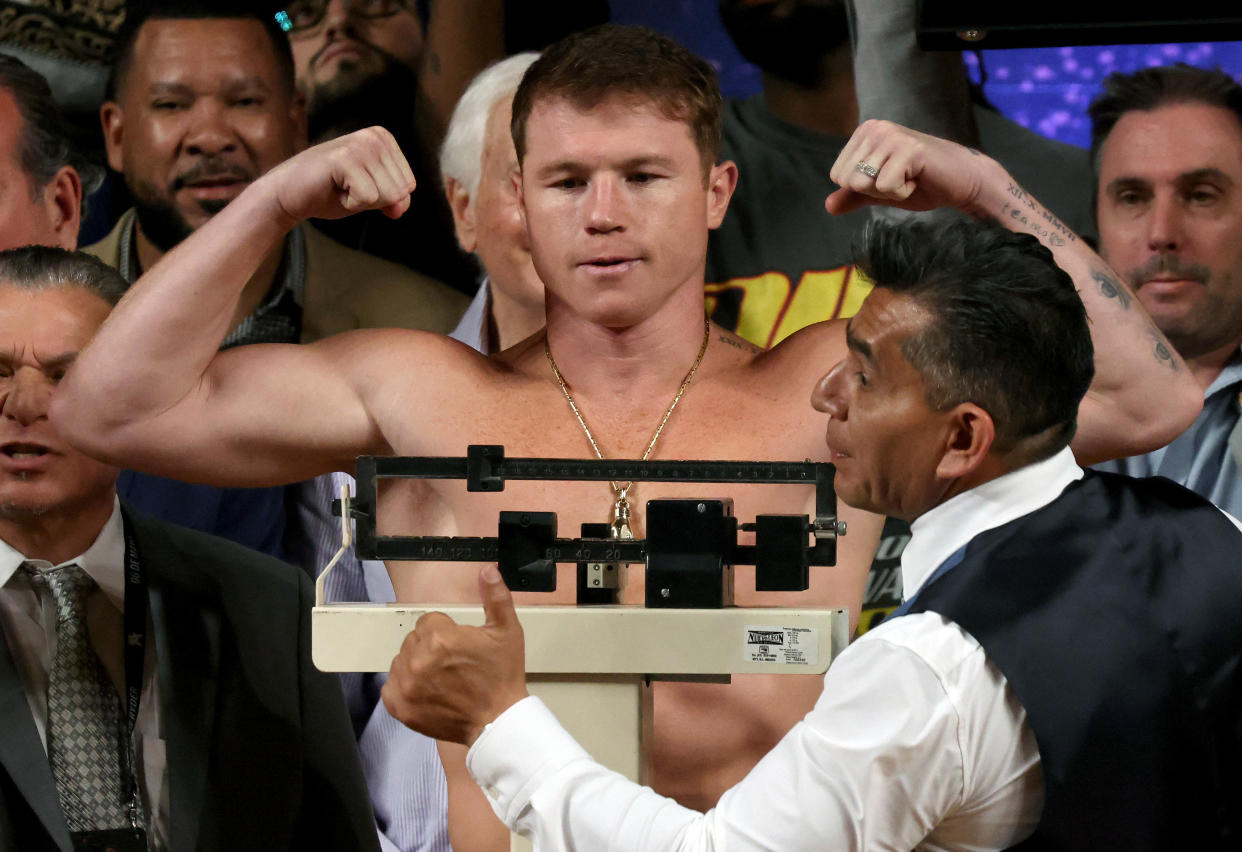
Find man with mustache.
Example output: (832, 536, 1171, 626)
(1088, 66, 1242, 518)
(84, 2, 467, 558)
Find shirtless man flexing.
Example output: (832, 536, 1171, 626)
(54, 26, 1198, 850)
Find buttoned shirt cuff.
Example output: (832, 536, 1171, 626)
(466, 696, 589, 828)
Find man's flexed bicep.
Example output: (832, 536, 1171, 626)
(52, 329, 399, 488)
(51, 127, 427, 484)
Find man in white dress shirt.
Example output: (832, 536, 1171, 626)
(382, 206, 1242, 849)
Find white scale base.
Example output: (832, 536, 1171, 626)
(313, 603, 850, 851)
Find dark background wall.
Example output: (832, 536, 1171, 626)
(610, 0, 1242, 149)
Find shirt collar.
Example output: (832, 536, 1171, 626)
(0, 499, 127, 609)
(119, 209, 305, 308)
(1204, 345, 1242, 399)
(900, 447, 1084, 601)
(449, 276, 493, 355)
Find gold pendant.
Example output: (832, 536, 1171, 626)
(610, 493, 633, 540)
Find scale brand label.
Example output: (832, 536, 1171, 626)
(744, 625, 818, 666)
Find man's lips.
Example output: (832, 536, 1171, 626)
(178, 177, 248, 201)
(1137, 277, 1203, 299)
(824, 435, 850, 462)
(0, 441, 54, 473)
(316, 40, 367, 68)
(578, 257, 641, 276)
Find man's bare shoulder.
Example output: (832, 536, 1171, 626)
(302, 327, 545, 455)
(722, 319, 848, 381)
(768, 319, 849, 361)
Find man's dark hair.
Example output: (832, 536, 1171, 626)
(0, 245, 128, 306)
(0, 54, 100, 197)
(106, 0, 297, 101)
(855, 217, 1094, 464)
(1088, 64, 1242, 174)
(510, 24, 723, 177)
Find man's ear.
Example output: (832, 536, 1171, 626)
(100, 101, 125, 173)
(445, 177, 477, 253)
(706, 159, 738, 230)
(513, 168, 529, 235)
(42, 165, 82, 250)
(935, 403, 996, 480)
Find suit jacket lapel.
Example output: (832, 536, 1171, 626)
(0, 635, 72, 851)
(129, 509, 221, 852)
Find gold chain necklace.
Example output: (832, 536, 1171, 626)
(545, 316, 711, 539)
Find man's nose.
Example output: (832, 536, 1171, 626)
(184, 101, 238, 158)
(585, 177, 624, 234)
(2, 370, 52, 427)
(811, 362, 849, 419)
(1145, 193, 1185, 253)
(323, 0, 359, 37)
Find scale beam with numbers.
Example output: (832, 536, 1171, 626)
(312, 446, 852, 852)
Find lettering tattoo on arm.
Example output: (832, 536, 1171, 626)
(1001, 183, 1077, 248)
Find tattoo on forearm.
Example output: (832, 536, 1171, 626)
(430, 52, 441, 75)
(1088, 268, 1180, 370)
(1152, 333, 1179, 371)
(717, 334, 763, 355)
(1000, 183, 1077, 247)
(1091, 267, 1133, 310)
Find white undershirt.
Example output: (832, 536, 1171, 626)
(466, 449, 1099, 851)
(0, 500, 168, 847)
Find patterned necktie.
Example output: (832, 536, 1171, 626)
(24, 562, 131, 832)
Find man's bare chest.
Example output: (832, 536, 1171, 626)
(373, 378, 827, 601)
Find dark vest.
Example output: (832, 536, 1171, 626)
(906, 472, 1242, 851)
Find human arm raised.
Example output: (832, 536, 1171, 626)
(51, 129, 420, 485)
(825, 120, 1201, 465)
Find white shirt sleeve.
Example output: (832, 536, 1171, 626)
(467, 614, 1040, 851)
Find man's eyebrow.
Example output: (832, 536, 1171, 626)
(618, 155, 677, 172)
(220, 75, 274, 93)
(148, 76, 272, 95)
(533, 155, 680, 181)
(34, 351, 78, 371)
(1104, 176, 1151, 196)
(147, 82, 194, 96)
(1176, 167, 1234, 189)
(1106, 168, 1235, 196)
(844, 323, 873, 362)
(533, 159, 585, 180)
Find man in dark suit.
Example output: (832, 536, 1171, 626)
(0, 244, 379, 850)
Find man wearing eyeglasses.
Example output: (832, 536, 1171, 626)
(284, 0, 426, 135)
(278, 0, 505, 293)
